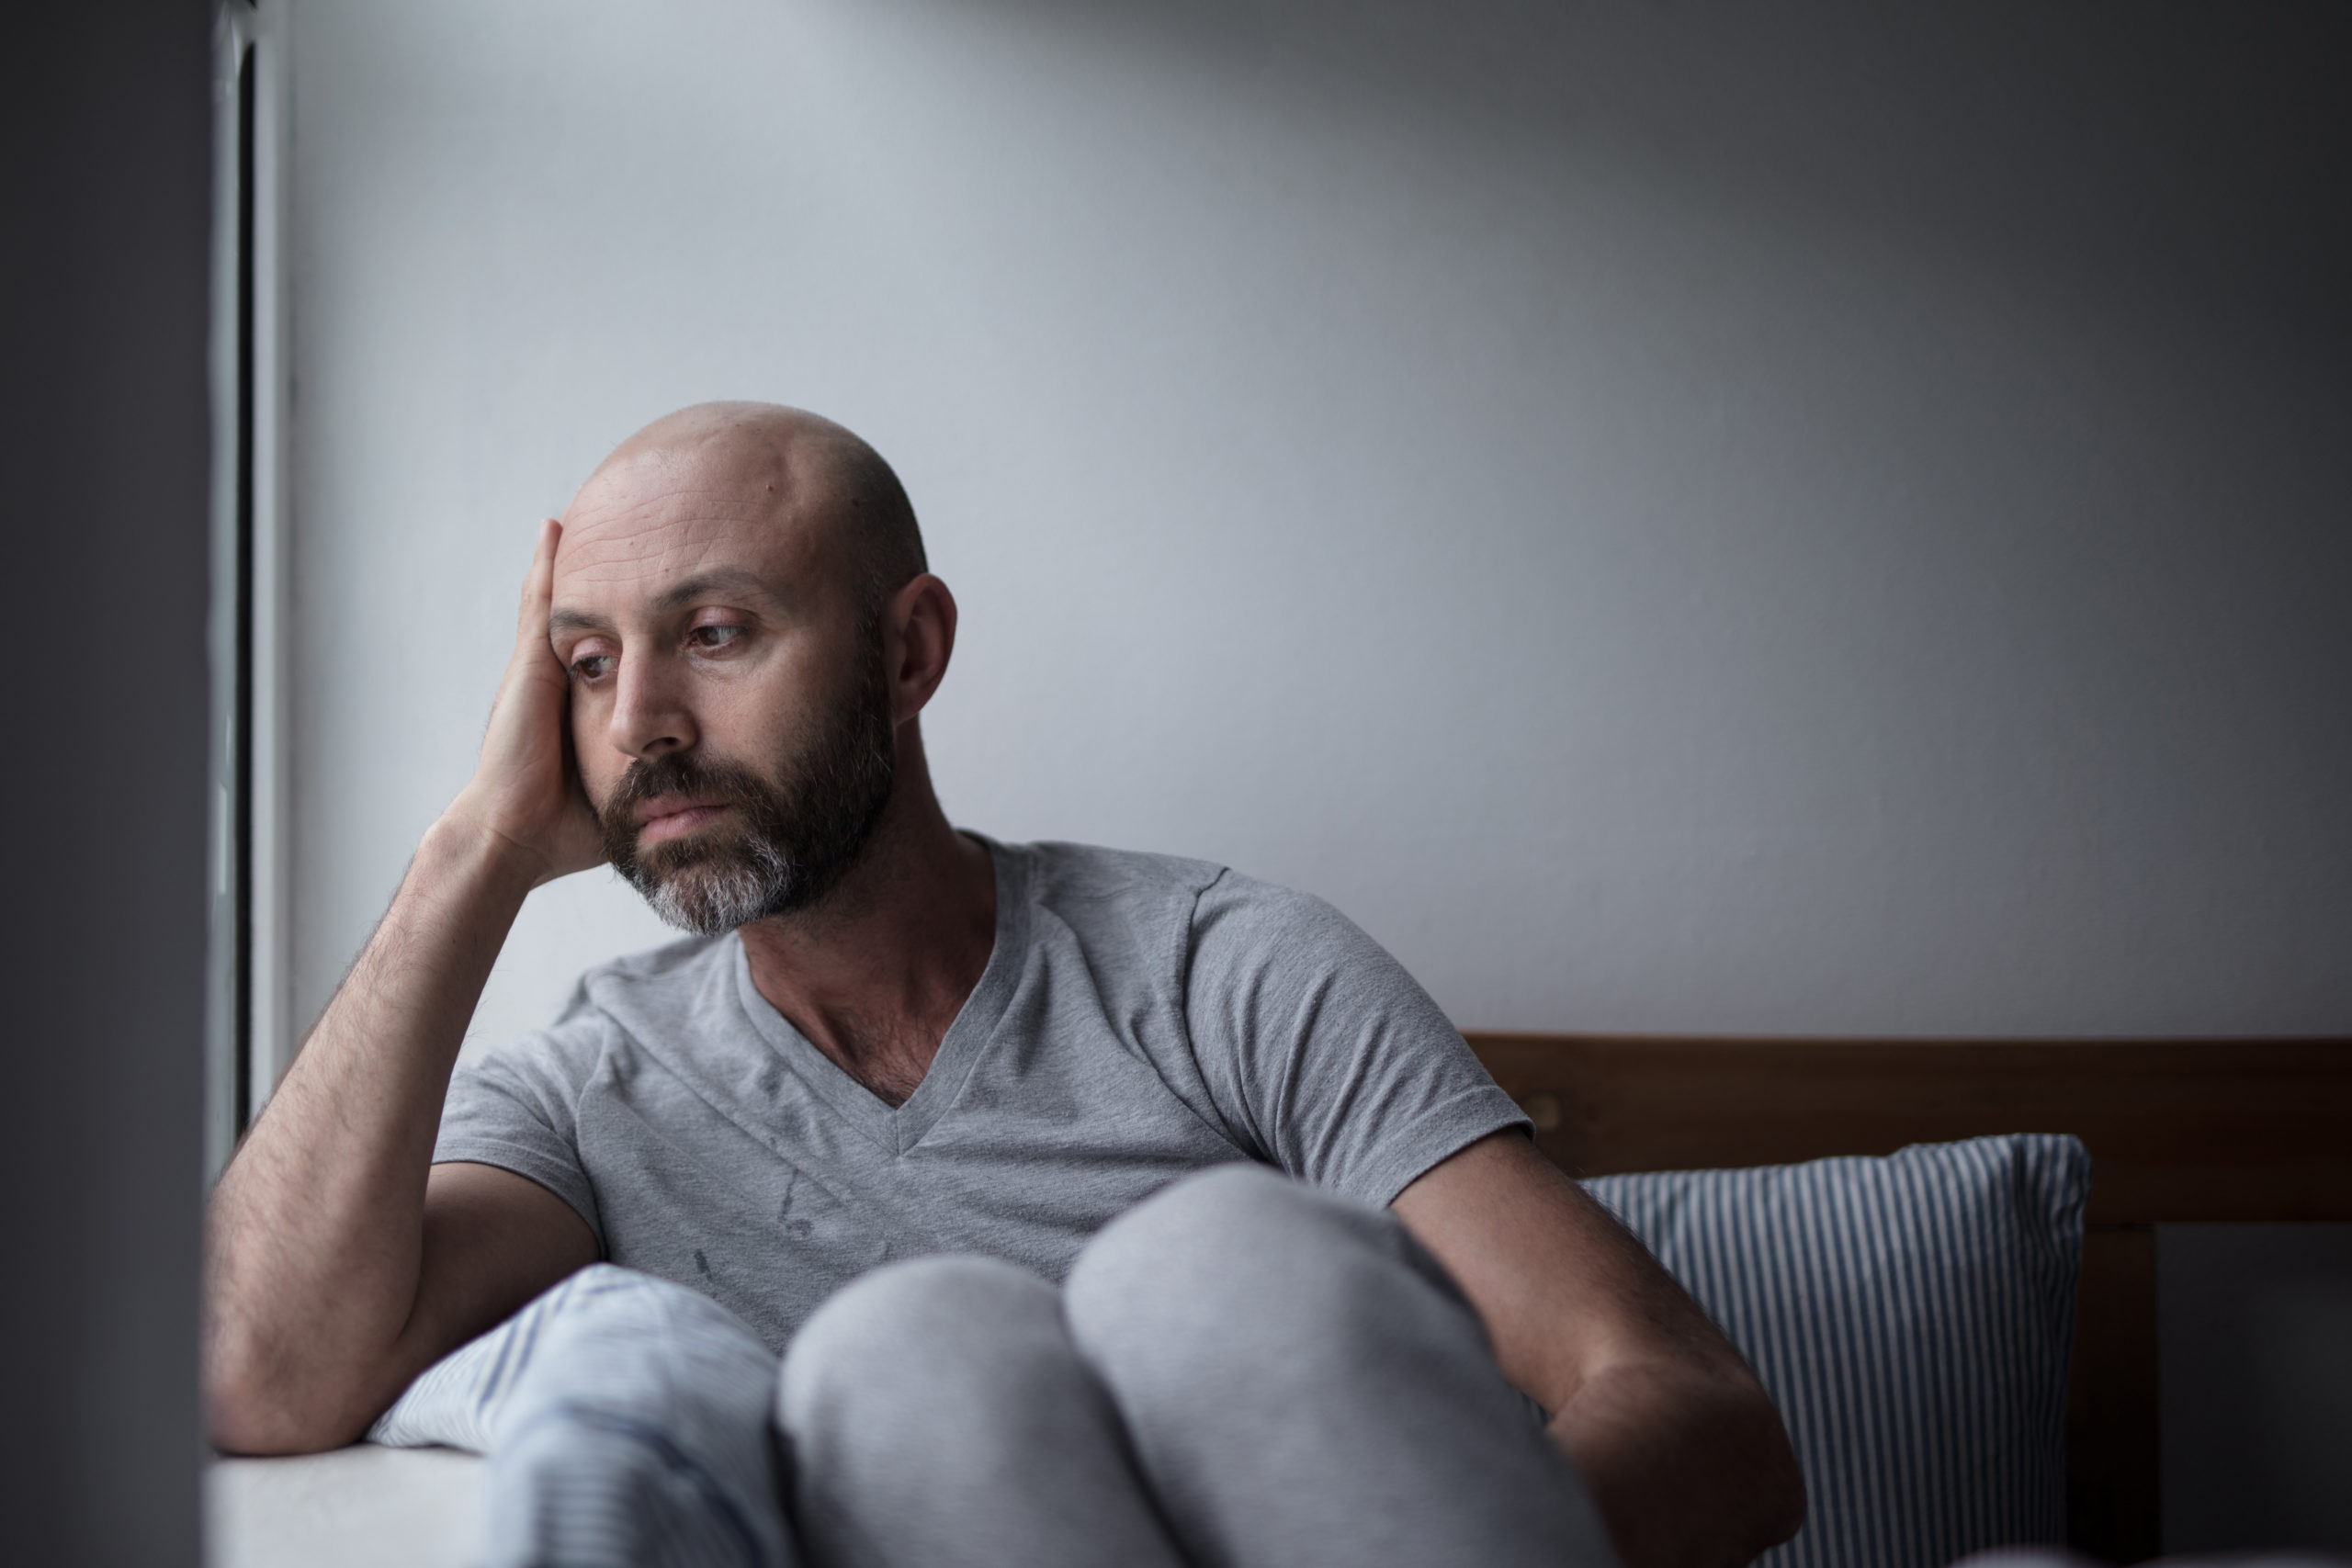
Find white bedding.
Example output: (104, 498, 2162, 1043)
(207, 1445, 483, 1568)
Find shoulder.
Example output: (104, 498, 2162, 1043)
(1005, 839, 1373, 959)
(1000, 837, 1386, 984)
(1186, 868, 1429, 1012)
(1190, 864, 1351, 936)
(991, 837, 1229, 951)
(1185, 866, 1384, 982)
(1001, 837, 1338, 929)
(1010, 838, 1229, 906)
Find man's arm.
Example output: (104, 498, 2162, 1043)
(206, 521, 605, 1454)
(1394, 1130, 1805, 1568)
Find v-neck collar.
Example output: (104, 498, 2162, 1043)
(729, 836, 1028, 1156)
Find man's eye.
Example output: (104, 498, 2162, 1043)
(571, 654, 615, 680)
(690, 625, 744, 651)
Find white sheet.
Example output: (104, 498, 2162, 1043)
(207, 1445, 484, 1568)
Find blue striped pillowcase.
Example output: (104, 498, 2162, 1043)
(1586, 1134, 2091, 1568)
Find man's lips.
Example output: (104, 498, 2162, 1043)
(634, 797, 731, 845)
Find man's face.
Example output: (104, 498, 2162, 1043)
(548, 440, 897, 932)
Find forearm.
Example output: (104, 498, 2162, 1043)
(1548, 1358, 1804, 1568)
(205, 814, 537, 1451)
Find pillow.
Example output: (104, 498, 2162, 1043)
(1585, 1134, 2091, 1568)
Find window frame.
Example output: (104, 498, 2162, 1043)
(208, 0, 290, 1175)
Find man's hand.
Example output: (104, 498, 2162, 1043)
(444, 518, 605, 886)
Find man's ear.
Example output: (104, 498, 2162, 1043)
(888, 573, 958, 723)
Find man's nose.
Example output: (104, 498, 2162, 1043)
(605, 655, 697, 760)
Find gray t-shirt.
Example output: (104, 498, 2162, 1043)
(435, 838, 1526, 1350)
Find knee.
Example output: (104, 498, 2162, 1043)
(1069, 1163, 1398, 1311)
(786, 1255, 1050, 1367)
(1092, 1161, 1351, 1250)
(1065, 1165, 1454, 1389)
(778, 1256, 1065, 1435)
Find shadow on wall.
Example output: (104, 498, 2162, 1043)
(967, 0, 2352, 350)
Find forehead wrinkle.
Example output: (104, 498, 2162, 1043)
(560, 524, 737, 584)
(551, 513, 829, 635)
(564, 482, 778, 556)
(559, 487, 808, 594)
(646, 567, 781, 613)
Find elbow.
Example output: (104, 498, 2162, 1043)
(204, 1337, 379, 1457)
(207, 1381, 372, 1458)
(1756, 1463, 1806, 1555)
(1742, 1383, 1808, 1555)
(1548, 1353, 1805, 1568)
(1665, 1357, 1806, 1564)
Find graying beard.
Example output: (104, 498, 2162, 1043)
(641, 837, 794, 936)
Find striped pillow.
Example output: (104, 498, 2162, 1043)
(1585, 1134, 2090, 1568)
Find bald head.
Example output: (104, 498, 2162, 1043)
(548, 403, 956, 930)
(572, 401, 926, 626)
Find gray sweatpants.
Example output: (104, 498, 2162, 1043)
(371, 1165, 1619, 1568)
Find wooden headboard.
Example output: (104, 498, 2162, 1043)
(1461, 1033, 2352, 1566)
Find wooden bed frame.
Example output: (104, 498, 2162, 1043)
(1461, 1033, 2352, 1566)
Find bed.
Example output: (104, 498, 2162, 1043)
(209, 1034, 2352, 1568)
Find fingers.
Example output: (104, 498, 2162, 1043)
(515, 518, 560, 638)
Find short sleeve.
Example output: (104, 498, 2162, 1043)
(435, 1014, 610, 1250)
(1182, 871, 1530, 1207)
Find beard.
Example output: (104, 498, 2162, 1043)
(597, 648, 898, 935)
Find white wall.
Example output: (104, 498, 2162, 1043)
(282, 0, 2350, 1546)
(285, 0, 2352, 1060)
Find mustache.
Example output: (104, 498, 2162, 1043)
(603, 751, 765, 821)
(597, 750, 785, 870)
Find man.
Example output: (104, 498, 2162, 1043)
(205, 403, 1803, 1568)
